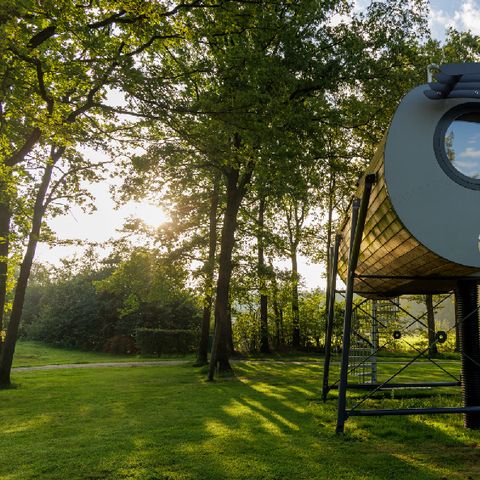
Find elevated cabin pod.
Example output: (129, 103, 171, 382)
(325, 63, 480, 433)
(338, 80, 480, 296)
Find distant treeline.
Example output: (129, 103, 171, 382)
(18, 248, 330, 356)
(20, 250, 201, 354)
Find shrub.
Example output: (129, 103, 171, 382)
(136, 328, 198, 355)
(103, 335, 138, 355)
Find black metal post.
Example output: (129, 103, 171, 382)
(457, 280, 480, 429)
(322, 234, 341, 401)
(336, 174, 376, 434)
(325, 245, 333, 323)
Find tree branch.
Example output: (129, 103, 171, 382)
(27, 25, 57, 49)
(6, 128, 41, 167)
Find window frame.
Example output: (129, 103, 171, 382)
(434, 103, 480, 190)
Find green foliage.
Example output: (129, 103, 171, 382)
(8, 1, 480, 368)
(299, 289, 327, 347)
(387, 331, 457, 355)
(136, 328, 198, 356)
(95, 248, 190, 319)
(21, 248, 201, 352)
(21, 266, 119, 350)
(232, 280, 327, 353)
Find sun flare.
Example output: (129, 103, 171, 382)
(126, 202, 170, 229)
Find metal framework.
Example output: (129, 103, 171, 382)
(322, 174, 480, 433)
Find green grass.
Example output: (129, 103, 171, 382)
(12, 341, 194, 367)
(12, 340, 460, 368)
(2, 348, 480, 480)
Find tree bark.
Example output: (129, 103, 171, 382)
(279, 307, 284, 346)
(226, 302, 234, 354)
(196, 177, 219, 365)
(0, 132, 42, 350)
(425, 294, 438, 357)
(325, 168, 335, 317)
(272, 297, 281, 349)
(291, 248, 300, 348)
(0, 203, 11, 352)
(270, 261, 282, 349)
(0, 147, 62, 387)
(208, 164, 252, 380)
(257, 196, 269, 353)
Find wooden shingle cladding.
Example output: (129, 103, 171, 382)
(337, 142, 479, 298)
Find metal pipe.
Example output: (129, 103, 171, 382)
(371, 300, 378, 383)
(336, 199, 359, 433)
(322, 234, 341, 401)
(356, 274, 480, 280)
(336, 174, 376, 434)
(348, 406, 480, 417)
(329, 381, 460, 390)
(427, 63, 440, 83)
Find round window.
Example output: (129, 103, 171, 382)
(434, 104, 480, 189)
(445, 113, 480, 179)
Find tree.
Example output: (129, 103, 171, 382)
(120, 0, 439, 374)
(196, 175, 220, 365)
(0, 142, 111, 384)
(124, 0, 363, 377)
(257, 195, 269, 353)
(0, 0, 206, 386)
(118, 140, 226, 365)
(21, 247, 201, 352)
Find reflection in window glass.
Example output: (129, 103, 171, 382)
(445, 113, 480, 180)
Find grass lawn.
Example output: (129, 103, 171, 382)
(2, 347, 480, 480)
(12, 341, 194, 367)
(12, 341, 461, 369)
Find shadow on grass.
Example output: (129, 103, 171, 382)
(0, 361, 479, 479)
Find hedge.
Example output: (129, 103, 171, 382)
(136, 328, 198, 355)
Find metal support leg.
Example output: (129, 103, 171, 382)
(371, 300, 378, 384)
(322, 234, 341, 401)
(336, 200, 359, 433)
(457, 281, 480, 429)
(336, 174, 376, 434)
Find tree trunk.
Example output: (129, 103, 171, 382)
(196, 177, 219, 366)
(279, 307, 284, 345)
(291, 248, 300, 348)
(208, 164, 252, 380)
(0, 202, 11, 352)
(0, 130, 43, 349)
(272, 289, 281, 348)
(270, 261, 282, 349)
(425, 294, 438, 357)
(0, 148, 61, 387)
(325, 169, 335, 317)
(226, 302, 234, 354)
(257, 196, 269, 353)
(278, 307, 285, 346)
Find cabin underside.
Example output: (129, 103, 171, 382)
(337, 157, 479, 298)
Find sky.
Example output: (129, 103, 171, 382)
(35, 0, 480, 290)
(447, 117, 480, 178)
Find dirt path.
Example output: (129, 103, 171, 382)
(12, 358, 459, 372)
(12, 360, 190, 372)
